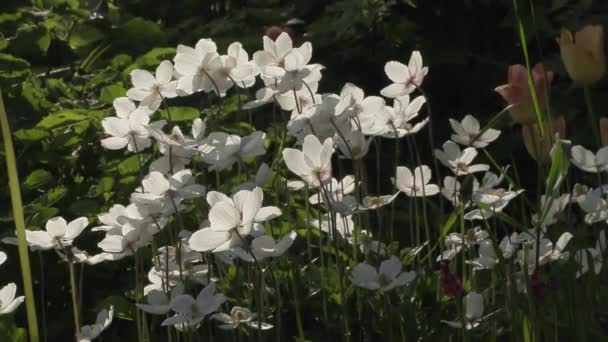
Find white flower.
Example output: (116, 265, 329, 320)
(25, 216, 88, 251)
(233, 231, 297, 262)
(77, 306, 114, 342)
(380, 51, 428, 98)
(212, 306, 273, 330)
(575, 230, 606, 278)
(100, 101, 166, 152)
(441, 175, 480, 207)
(442, 291, 484, 330)
(0, 251, 6, 266)
(199, 131, 266, 171)
(349, 256, 416, 291)
(570, 145, 608, 173)
(97, 223, 153, 258)
(162, 282, 226, 327)
(309, 175, 355, 205)
(188, 188, 281, 252)
(499, 232, 519, 259)
(174, 38, 221, 95)
(0, 283, 24, 315)
(394, 165, 439, 197)
(339, 83, 385, 130)
(213, 42, 260, 94)
(361, 193, 399, 210)
(137, 284, 184, 315)
(366, 95, 428, 138)
(435, 141, 489, 176)
(283, 135, 334, 188)
(449, 114, 500, 148)
(518, 232, 573, 274)
(578, 187, 608, 224)
(335, 126, 373, 160)
(126, 61, 178, 110)
(275, 81, 321, 115)
(235, 163, 272, 191)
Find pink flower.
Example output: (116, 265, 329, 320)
(495, 64, 554, 125)
(440, 263, 464, 298)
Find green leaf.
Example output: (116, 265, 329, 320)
(69, 199, 100, 216)
(159, 106, 200, 122)
(440, 207, 462, 240)
(36, 110, 88, 130)
(100, 83, 126, 104)
(112, 18, 167, 56)
(117, 155, 144, 175)
(0, 316, 26, 342)
(12, 24, 51, 55)
(101, 296, 135, 321)
(123, 47, 175, 76)
(14, 128, 49, 142)
(23, 169, 53, 190)
(69, 23, 105, 50)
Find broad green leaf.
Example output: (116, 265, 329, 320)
(69, 23, 105, 50)
(159, 106, 200, 122)
(14, 128, 49, 142)
(23, 169, 53, 190)
(100, 83, 126, 104)
(36, 110, 88, 130)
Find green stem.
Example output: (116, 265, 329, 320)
(0, 90, 40, 342)
(584, 86, 600, 147)
(68, 262, 81, 336)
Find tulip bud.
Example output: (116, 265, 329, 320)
(557, 25, 605, 86)
(495, 64, 554, 125)
(600, 118, 608, 146)
(522, 116, 566, 163)
(264, 26, 296, 41)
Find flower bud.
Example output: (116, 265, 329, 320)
(494, 64, 554, 125)
(522, 116, 566, 163)
(557, 25, 605, 86)
(600, 118, 608, 146)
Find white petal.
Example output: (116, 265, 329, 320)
(46, 216, 67, 238)
(384, 61, 409, 83)
(131, 69, 156, 89)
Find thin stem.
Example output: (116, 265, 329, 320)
(0, 90, 40, 342)
(68, 262, 81, 336)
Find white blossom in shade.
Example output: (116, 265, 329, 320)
(449, 114, 500, 148)
(233, 231, 297, 262)
(199, 131, 266, 171)
(339, 83, 385, 131)
(575, 230, 606, 278)
(313, 213, 356, 239)
(435, 141, 489, 176)
(146, 120, 206, 174)
(275, 81, 321, 115)
(361, 193, 399, 210)
(533, 194, 570, 228)
(578, 187, 608, 224)
(467, 240, 499, 271)
(570, 145, 608, 173)
(436, 227, 490, 262)
(365, 95, 428, 138)
(137, 284, 184, 315)
(0, 251, 6, 266)
(394, 165, 439, 197)
(91, 204, 127, 232)
(309, 175, 355, 205)
(212, 306, 273, 331)
(349, 256, 416, 291)
(335, 125, 373, 160)
(442, 291, 484, 330)
(100, 105, 166, 152)
(471, 171, 524, 207)
(188, 188, 281, 252)
(355, 230, 388, 256)
(77, 306, 114, 342)
(97, 223, 153, 258)
(380, 51, 428, 98)
(0, 283, 24, 315)
(25, 216, 88, 251)
(517, 232, 573, 274)
(499, 232, 519, 259)
(283, 135, 334, 188)
(442, 175, 480, 208)
(126, 61, 178, 111)
(162, 282, 226, 328)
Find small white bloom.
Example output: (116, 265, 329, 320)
(162, 282, 226, 328)
(349, 256, 416, 291)
(449, 114, 500, 148)
(394, 165, 439, 197)
(25, 216, 88, 251)
(570, 145, 608, 173)
(211, 306, 273, 330)
(442, 291, 484, 330)
(283, 135, 334, 188)
(77, 306, 114, 342)
(435, 141, 489, 176)
(0, 283, 24, 315)
(233, 231, 297, 262)
(365, 95, 428, 138)
(380, 51, 428, 98)
(173, 39, 221, 95)
(126, 61, 178, 110)
(101, 100, 166, 152)
(575, 230, 606, 278)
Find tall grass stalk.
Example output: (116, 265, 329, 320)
(0, 90, 40, 342)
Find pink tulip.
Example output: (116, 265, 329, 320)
(495, 63, 554, 125)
